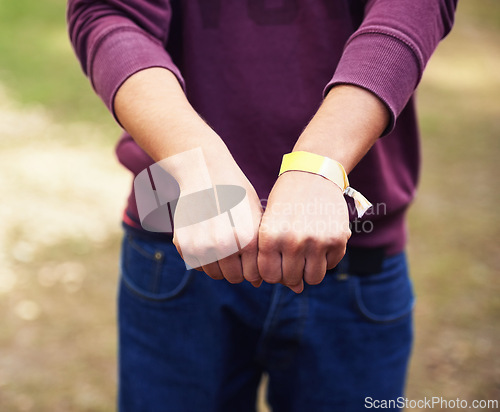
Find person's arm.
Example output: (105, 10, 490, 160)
(67, 0, 185, 118)
(326, 0, 457, 135)
(293, 85, 388, 173)
(67, 0, 263, 285)
(257, 0, 457, 293)
(258, 85, 388, 293)
(114, 68, 263, 285)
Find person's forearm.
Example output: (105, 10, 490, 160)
(293, 85, 389, 173)
(114, 67, 239, 185)
(114, 67, 263, 285)
(257, 85, 390, 292)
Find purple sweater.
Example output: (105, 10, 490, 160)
(68, 0, 456, 255)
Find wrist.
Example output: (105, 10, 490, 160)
(278, 151, 372, 218)
(279, 151, 348, 192)
(292, 85, 389, 173)
(162, 144, 243, 192)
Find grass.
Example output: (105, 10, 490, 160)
(0, 0, 115, 128)
(0, 1, 499, 411)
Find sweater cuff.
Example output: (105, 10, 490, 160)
(324, 32, 421, 135)
(90, 27, 185, 123)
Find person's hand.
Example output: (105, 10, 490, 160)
(114, 68, 386, 292)
(257, 170, 351, 293)
(113, 68, 265, 286)
(171, 153, 263, 287)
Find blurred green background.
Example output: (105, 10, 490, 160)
(0, 0, 498, 411)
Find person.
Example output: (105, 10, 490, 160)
(67, 1, 457, 411)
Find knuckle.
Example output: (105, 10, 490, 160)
(234, 224, 256, 247)
(191, 242, 213, 258)
(213, 235, 236, 253)
(258, 227, 280, 246)
(240, 236, 258, 253)
(327, 234, 347, 249)
(187, 236, 210, 253)
(283, 237, 304, 253)
(301, 233, 322, 247)
(340, 226, 352, 240)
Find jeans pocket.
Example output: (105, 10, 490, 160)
(351, 252, 415, 323)
(120, 233, 193, 302)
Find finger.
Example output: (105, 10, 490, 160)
(241, 248, 261, 284)
(177, 246, 208, 272)
(250, 279, 263, 288)
(182, 253, 204, 272)
(173, 239, 184, 260)
(281, 253, 305, 290)
(257, 251, 282, 284)
(326, 248, 346, 270)
(201, 261, 224, 279)
(218, 255, 244, 284)
(303, 253, 327, 285)
(285, 279, 304, 294)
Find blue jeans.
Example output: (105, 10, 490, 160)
(118, 230, 414, 412)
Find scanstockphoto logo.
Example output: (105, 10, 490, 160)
(134, 148, 386, 267)
(365, 396, 499, 409)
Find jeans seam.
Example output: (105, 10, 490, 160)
(255, 285, 282, 364)
(121, 232, 195, 302)
(296, 287, 309, 342)
(350, 275, 415, 323)
(121, 270, 194, 302)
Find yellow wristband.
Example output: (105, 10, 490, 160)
(278, 151, 372, 218)
(279, 151, 349, 191)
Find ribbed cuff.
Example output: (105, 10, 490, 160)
(324, 32, 421, 135)
(90, 26, 185, 123)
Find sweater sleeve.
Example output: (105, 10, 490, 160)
(67, 0, 185, 120)
(324, 0, 457, 134)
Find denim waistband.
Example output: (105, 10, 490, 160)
(122, 223, 387, 275)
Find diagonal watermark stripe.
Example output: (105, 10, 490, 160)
(134, 148, 253, 268)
